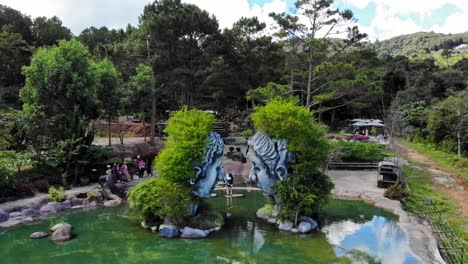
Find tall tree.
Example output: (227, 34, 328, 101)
(0, 5, 34, 43)
(271, 0, 366, 107)
(20, 39, 98, 149)
(31, 16, 72, 46)
(129, 64, 153, 141)
(95, 58, 121, 146)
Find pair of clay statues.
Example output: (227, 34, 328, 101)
(191, 131, 294, 206)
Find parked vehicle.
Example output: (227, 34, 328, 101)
(377, 161, 401, 188)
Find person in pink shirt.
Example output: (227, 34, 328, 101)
(137, 156, 146, 179)
(120, 161, 131, 181)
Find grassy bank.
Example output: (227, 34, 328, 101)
(401, 164, 467, 263)
(403, 140, 468, 186)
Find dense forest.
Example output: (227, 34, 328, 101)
(0, 0, 467, 157)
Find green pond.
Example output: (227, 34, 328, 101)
(0, 191, 420, 264)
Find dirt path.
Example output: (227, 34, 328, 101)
(396, 141, 468, 218)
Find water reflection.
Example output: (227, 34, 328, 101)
(323, 216, 420, 264)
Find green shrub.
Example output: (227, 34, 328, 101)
(384, 184, 410, 200)
(331, 141, 385, 162)
(128, 177, 193, 224)
(48, 186, 65, 202)
(128, 107, 214, 224)
(241, 129, 253, 137)
(256, 204, 274, 217)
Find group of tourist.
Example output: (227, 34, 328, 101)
(103, 155, 153, 184)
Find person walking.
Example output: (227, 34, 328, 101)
(137, 157, 146, 179)
(146, 158, 153, 177)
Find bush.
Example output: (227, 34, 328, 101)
(331, 141, 385, 162)
(189, 210, 224, 230)
(241, 129, 253, 137)
(128, 177, 193, 224)
(384, 184, 410, 200)
(33, 179, 49, 192)
(128, 107, 214, 224)
(48, 186, 65, 202)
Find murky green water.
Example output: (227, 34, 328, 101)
(0, 192, 419, 264)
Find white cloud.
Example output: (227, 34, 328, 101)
(0, 0, 288, 35)
(340, 0, 468, 40)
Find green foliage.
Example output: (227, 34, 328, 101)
(128, 177, 193, 224)
(384, 184, 410, 200)
(331, 141, 385, 162)
(251, 98, 329, 174)
(250, 98, 332, 222)
(0, 150, 35, 188)
(155, 107, 214, 182)
(20, 38, 98, 149)
(246, 82, 291, 104)
(241, 129, 253, 137)
(129, 107, 214, 223)
(256, 204, 274, 216)
(48, 186, 65, 202)
(0, 25, 31, 87)
(189, 209, 224, 230)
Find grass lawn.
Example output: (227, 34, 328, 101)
(401, 164, 467, 263)
(403, 140, 468, 186)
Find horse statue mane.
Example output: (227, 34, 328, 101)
(191, 131, 226, 198)
(248, 131, 295, 196)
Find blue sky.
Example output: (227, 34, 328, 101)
(1, 0, 466, 41)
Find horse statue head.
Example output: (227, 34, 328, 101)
(191, 132, 226, 198)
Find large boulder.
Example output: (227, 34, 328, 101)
(51, 225, 73, 242)
(47, 202, 65, 211)
(83, 196, 103, 207)
(30, 232, 49, 239)
(298, 222, 312, 233)
(50, 222, 73, 232)
(50, 222, 74, 242)
(9, 211, 23, 219)
(180, 227, 209, 239)
(104, 199, 121, 207)
(61, 200, 71, 210)
(70, 198, 84, 207)
(39, 205, 57, 215)
(278, 220, 293, 231)
(159, 224, 179, 238)
(298, 216, 318, 230)
(0, 209, 9, 223)
(0, 219, 21, 228)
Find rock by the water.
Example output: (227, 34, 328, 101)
(159, 224, 179, 238)
(208, 226, 221, 233)
(70, 198, 84, 207)
(150, 226, 158, 233)
(21, 208, 39, 218)
(0, 219, 21, 228)
(39, 205, 57, 215)
(278, 220, 293, 231)
(61, 200, 71, 210)
(51, 225, 73, 242)
(30, 232, 49, 239)
(47, 202, 65, 211)
(181, 227, 209, 238)
(104, 199, 121, 207)
(141, 220, 150, 229)
(83, 196, 103, 207)
(50, 222, 73, 232)
(0, 209, 9, 223)
(298, 222, 312, 233)
(9, 211, 23, 219)
(267, 218, 277, 224)
(291, 228, 299, 234)
(298, 216, 318, 230)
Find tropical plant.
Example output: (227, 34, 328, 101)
(48, 186, 65, 202)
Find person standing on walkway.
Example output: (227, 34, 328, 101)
(120, 161, 131, 181)
(137, 157, 146, 179)
(225, 173, 234, 195)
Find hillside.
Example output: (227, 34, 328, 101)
(373, 31, 468, 59)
